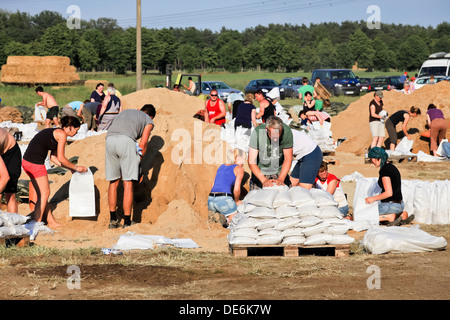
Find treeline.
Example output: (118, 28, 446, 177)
(1, 10, 450, 74)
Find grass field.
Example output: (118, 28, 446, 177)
(0, 70, 416, 109)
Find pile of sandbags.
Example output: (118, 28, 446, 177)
(1, 56, 80, 85)
(0, 106, 23, 123)
(0, 211, 30, 238)
(228, 186, 355, 246)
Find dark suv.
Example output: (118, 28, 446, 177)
(369, 76, 404, 91)
(311, 69, 361, 96)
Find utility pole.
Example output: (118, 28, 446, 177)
(136, 0, 142, 91)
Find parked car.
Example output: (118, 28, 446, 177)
(244, 79, 285, 100)
(199, 81, 243, 102)
(369, 76, 404, 92)
(418, 52, 450, 78)
(311, 69, 360, 96)
(413, 76, 446, 90)
(358, 77, 372, 92)
(279, 77, 313, 98)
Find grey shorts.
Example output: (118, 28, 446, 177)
(369, 121, 385, 137)
(105, 135, 140, 181)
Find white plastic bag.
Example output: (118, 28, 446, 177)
(34, 104, 47, 122)
(69, 168, 96, 217)
(395, 136, 414, 154)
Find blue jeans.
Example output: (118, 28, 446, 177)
(207, 196, 237, 217)
(378, 201, 404, 215)
(442, 142, 450, 157)
(338, 205, 349, 217)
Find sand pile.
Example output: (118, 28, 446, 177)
(1, 56, 80, 85)
(332, 81, 450, 155)
(22, 88, 232, 251)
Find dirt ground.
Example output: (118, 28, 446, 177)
(1, 152, 449, 302)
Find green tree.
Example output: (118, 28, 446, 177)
(432, 36, 450, 53)
(3, 40, 32, 56)
(39, 23, 79, 64)
(218, 39, 243, 72)
(335, 42, 354, 68)
(142, 28, 163, 73)
(316, 37, 337, 68)
(201, 47, 219, 70)
(300, 46, 320, 72)
(396, 35, 429, 71)
(243, 42, 263, 70)
(348, 29, 374, 69)
(260, 31, 286, 71)
(156, 28, 178, 74)
(177, 44, 200, 72)
(372, 37, 395, 71)
(105, 31, 131, 74)
(78, 39, 100, 71)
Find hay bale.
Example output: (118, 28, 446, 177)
(1, 56, 80, 84)
(84, 80, 109, 90)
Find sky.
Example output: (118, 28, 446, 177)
(1, 0, 449, 31)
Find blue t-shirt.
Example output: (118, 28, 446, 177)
(211, 164, 237, 194)
(67, 101, 83, 111)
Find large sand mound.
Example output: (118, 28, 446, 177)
(332, 81, 450, 155)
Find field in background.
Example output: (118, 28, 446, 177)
(0, 70, 416, 109)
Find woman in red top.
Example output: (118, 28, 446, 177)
(204, 90, 226, 126)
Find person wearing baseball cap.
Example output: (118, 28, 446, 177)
(369, 91, 386, 149)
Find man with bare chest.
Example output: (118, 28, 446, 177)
(36, 86, 60, 128)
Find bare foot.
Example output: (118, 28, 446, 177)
(47, 221, 62, 229)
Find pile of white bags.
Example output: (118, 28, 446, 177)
(228, 186, 355, 246)
(353, 177, 450, 225)
(303, 122, 335, 153)
(0, 211, 30, 238)
(220, 119, 253, 153)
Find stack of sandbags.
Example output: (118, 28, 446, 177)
(0, 106, 23, 123)
(1, 56, 79, 84)
(228, 186, 354, 246)
(0, 211, 30, 238)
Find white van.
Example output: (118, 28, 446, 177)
(418, 52, 450, 78)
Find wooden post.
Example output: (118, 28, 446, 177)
(136, 0, 142, 91)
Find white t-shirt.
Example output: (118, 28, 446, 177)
(292, 129, 317, 160)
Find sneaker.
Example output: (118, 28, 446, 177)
(122, 221, 137, 228)
(108, 220, 122, 229)
(388, 215, 403, 226)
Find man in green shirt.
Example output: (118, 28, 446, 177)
(248, 116, 294, 190)
(298, 77, 317, 102)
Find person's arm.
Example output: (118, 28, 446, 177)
(248, 146, 270, 187)
(277, 147, 293, 185)
(0, 157, 10, 193)
(326, 178, 338, 195)
(98, 95, 110, 118)
(204, 101, 210, 123)
(233, 166, 244, 203)
(370, 104, 382, 119)
(76, 103, 84, 119)
(365, 176, 393, 203)
(251, 109, 257, 127)
(256, 101, 267, 119)
(426, 114, 431, 126)
(52, 129, 87, 173)
(402, 113, 411, 139)
(138, 123, 154, 158)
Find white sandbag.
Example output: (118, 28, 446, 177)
(289, 186, 314, 206)
(258, 229, 282, 237)
(24, 220, 55, 241)
(282, 227, 305, 238)
(363, 225, 447, 254)
(296, 204, 320, 216)
(243, 203, 257, 213)
(274, 218, 301, 231)
(297, 216, 322, 228)
(316, 206, 343, 219)
(310, 188, 338, 207)
(273, 190, 293, 207)
(12, 225, 29, 236)
(347, 220, 371, 232)
(246, 189, 279, 208)
(282, 235, 306, 245)
(413, 181, 432, 224)
(234, 216, 262, 230)
(0, 212, 30, 226)
(113, 233, 200, 250)
(275, 205, 299, 219)
(257, 234, 283, 245)
(432, 181, 449, 225)
(247, 207, 276, 219)
(325, 217, 349, 225)
(69, 169, 96, 217)
(436, 139, 448, 157)
(232, 227, 259, 239)
(305, 233, 333, 246)
(303, 222, 330, 237)
(229, 237, 257, 245)
(329, 234, 354, 245)
(325, 224, 350, 235)
(34, 104, 47, 122)
(352, 177, 381, 225)
(256, 219, 279, 231)
(395, 136, 414, 154)
(0, 226, 15, 237)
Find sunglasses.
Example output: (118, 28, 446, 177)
(210, 94, 218, 97)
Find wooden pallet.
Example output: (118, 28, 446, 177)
(322, 150, 336, 157)
(230, 244, 349, 258)
(364, 155, 417, 164)
(0, 235, 30, 247)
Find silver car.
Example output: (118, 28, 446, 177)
(201, 81, 243, 102)
(280, 77, 312, 98)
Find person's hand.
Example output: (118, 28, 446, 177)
(365, 197, 374, 204)
(262, 180, 275, 188)
(236, 200, 243, 206)
(75, 165, 88, 173)
(274, 179, 285, 186)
